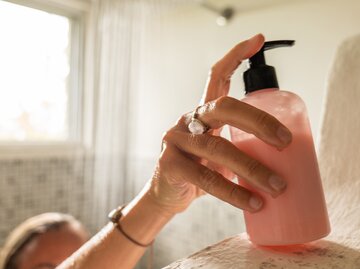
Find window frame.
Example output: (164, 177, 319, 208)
(0, 0, 89, 157)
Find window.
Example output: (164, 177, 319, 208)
(0, 0, 84, 143)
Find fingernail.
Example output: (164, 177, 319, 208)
(249, 195, 263, 210)
(247, 35, 260, 45)
(248, 34, 258, 41)
(277, 126, 292, 145)
(268, 175, 287, 192)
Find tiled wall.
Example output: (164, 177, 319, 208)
(0, 154, 246, 268)
(0, 155, 95, 246)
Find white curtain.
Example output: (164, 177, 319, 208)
(85, 0, 149, 229)
(84, 0, 182, 230)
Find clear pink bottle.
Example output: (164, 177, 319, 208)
(229, 41, 330, 246)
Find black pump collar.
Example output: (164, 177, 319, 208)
(244, 40, 295, 94)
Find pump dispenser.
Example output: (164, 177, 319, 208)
(244, 40, 294, 93)
(230, 40, 330, 246)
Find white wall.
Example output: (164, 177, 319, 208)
(131, 0, 360, 160)
(129, 0, 360, 267)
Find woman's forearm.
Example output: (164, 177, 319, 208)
(58, 184, 174, 269)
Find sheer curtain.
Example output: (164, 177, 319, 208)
(83, 1, 245, 267)
(84, 0, 180, 230)
(85, 0, 149, 229)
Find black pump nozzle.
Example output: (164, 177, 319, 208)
(244, 40, 295, 94)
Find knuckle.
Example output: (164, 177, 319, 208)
(162, 131, 170, 142)
(199, 168, 219, 194)
(228, 186, 242, 204)
(176, 114, 189, 126)
(204, 136, 224, 156)
(255, 111, 276, 131)
(214, 96, 230, 110)
(158, 146, 174, 168)
(162, 130, 174, 142)
(229, 185, 239, 201)
(158, 155, 174, 180)
(214, 96, 237, 112)
(158, 153, 168, 169)
(228, 186, 251, 210)
(187, 133, 203, 149)
(245, 158, 262, 179)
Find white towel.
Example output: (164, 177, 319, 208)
(318, 34, 360, 241)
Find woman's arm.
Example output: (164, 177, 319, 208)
(58, 33, 291, 269)
(58, 183, 173, 269)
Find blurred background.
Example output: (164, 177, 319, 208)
(0, 0, 359, 267)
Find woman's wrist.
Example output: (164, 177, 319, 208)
(119, 183, 175, 246)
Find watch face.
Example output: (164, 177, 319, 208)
(108, 206, 125, 223)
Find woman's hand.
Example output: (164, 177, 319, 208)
(147, 34, 292, 216)
(57, 34, 293, 269)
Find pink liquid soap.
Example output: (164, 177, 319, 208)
(230, 89, 331, 246)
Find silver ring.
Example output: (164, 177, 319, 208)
(188, 106, 210, 135)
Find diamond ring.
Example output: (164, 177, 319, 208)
(188, 106, 210, 135)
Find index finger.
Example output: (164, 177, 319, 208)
(201, 34, 265, 105)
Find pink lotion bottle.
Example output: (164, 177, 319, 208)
(230, 40, 330, 246)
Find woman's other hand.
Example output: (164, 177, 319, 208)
(147, 34, 292, 216)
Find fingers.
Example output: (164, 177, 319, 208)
(178, 96, 292, 149)
(201, 34, 265, 104)
(164, 130, 287, 198)
(160, 143, 263, 212)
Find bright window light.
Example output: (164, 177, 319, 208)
(0, 1, 71, 141)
